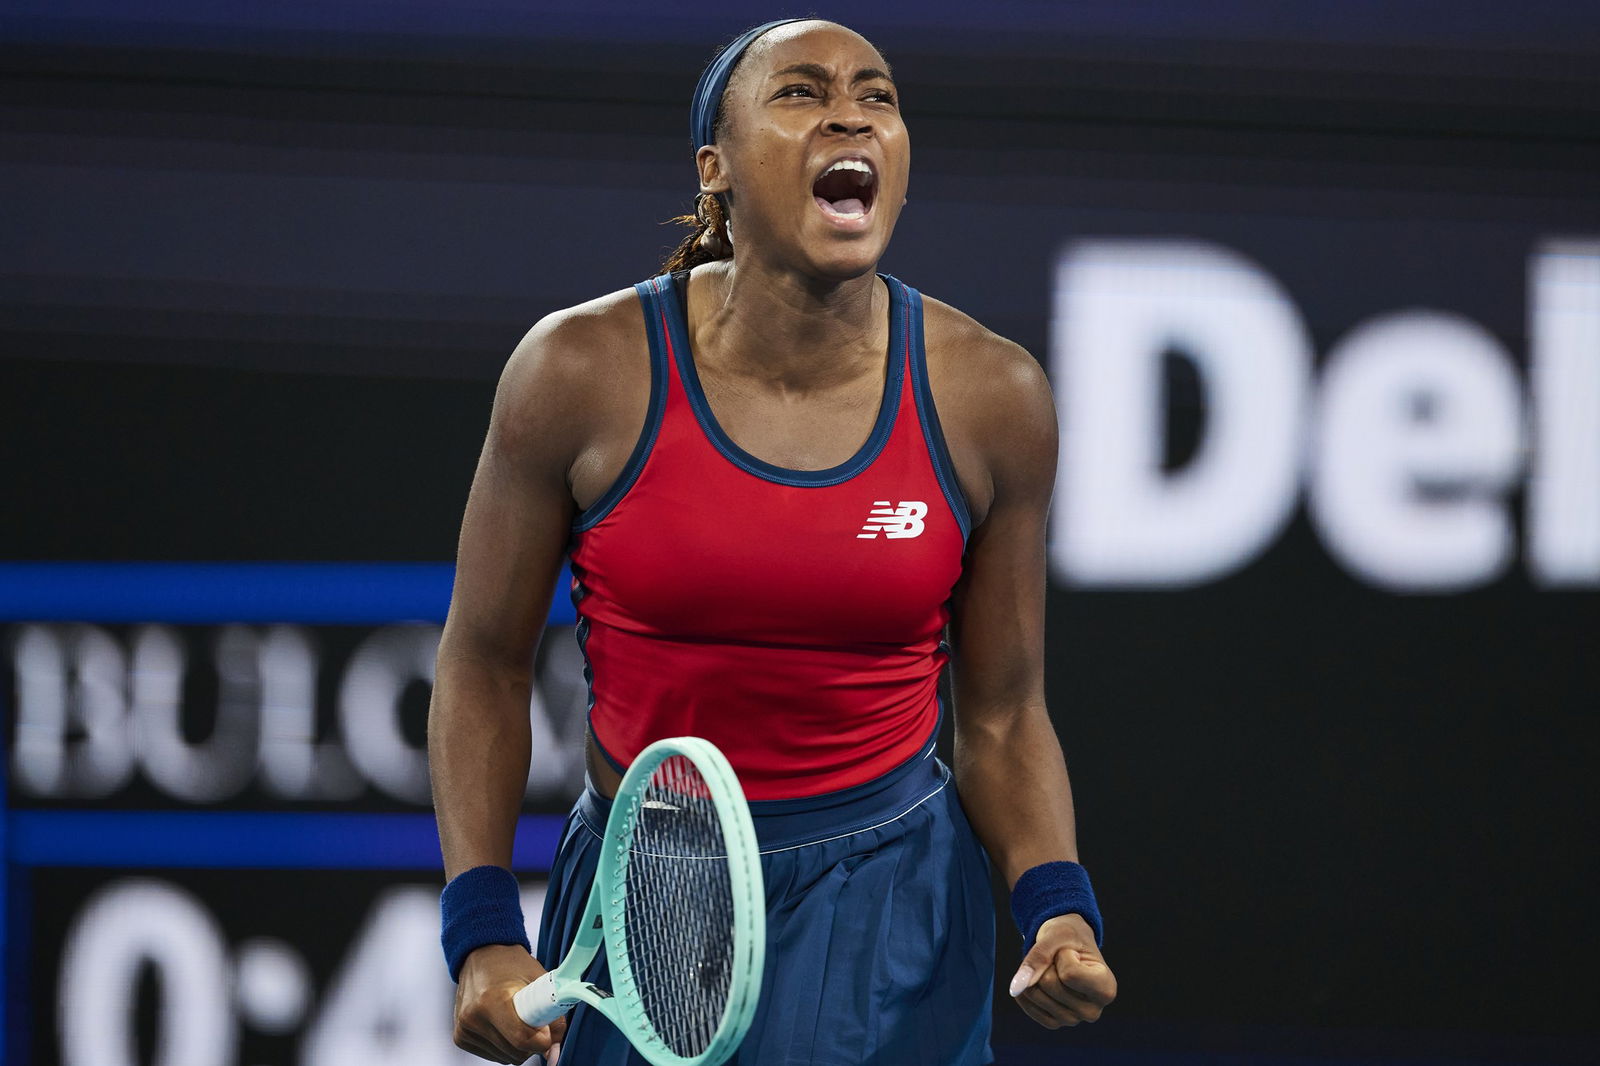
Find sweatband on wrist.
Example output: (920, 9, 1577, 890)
(1010, 860, 1104, 951)
(440, 865, 530, 982)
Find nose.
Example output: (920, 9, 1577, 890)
(826, 117, 873, 136)
(824, 100, 872, 137)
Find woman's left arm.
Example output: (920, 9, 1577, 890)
(947, 335, 1117, 1030)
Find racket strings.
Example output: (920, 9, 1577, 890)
(620, 754, 737, 1058)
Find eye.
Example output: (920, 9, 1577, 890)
(864, 89, 897, 106)
(776, 84, 816, 98)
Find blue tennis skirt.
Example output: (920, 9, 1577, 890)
(533, 747, 996, 1066)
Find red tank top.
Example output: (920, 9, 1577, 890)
(568, 271, 970, 800)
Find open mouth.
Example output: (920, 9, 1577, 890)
(811, 158, 877, 224)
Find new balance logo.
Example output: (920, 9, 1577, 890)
(858, 500, 928, 539)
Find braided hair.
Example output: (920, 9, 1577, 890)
(660, 21, 780, 275)
(662, 188, 733, 274)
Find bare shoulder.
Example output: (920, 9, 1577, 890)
(919, 293, 1057, 471)
(492, 286, 647, 458)
(500, 287, 644, 412)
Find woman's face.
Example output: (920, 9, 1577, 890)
(701, 21, 909, 282)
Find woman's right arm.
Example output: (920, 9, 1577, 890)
(429, 312, 595, 1063)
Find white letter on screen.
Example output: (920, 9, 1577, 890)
(11, 624, 134, 797)
(1311, 311, 1522, 591)
(338, 624, 441, 804)
(1528, 241, 1600, 586)
(131, 624, 256, 803)
(1050, 239, 1309, 586)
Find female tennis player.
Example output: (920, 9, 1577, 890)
(429, 19, 1117, 1065)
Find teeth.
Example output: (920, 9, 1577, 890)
(824, 159, 874, 181)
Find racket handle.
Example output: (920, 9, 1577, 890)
(513, 971, 567, 1028)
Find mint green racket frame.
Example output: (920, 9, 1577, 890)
(513, 736, 765, 1066)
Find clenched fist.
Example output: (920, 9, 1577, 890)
(453, 944, 568, 1064)
(1007, 913, 1117, 1029)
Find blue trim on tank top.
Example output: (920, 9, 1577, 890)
(663, 269, 907, 488)
(570, 277, 672, 532)
(587, 717, 629, 776)
(904, 286, 974, 542)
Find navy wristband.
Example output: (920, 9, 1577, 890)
(440, 865, 530, 982)
(1010, 860, 1104, 951)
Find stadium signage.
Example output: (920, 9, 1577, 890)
(1049, 239, 1600, 591)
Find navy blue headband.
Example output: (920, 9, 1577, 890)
(690, 18, 810, 151)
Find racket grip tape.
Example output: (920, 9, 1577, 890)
(514, 972, 567, 1028)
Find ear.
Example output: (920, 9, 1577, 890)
(696, 145, 731, 197)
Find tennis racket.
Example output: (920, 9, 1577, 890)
(513, 736, 765, 1066)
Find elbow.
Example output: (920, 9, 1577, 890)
(435, 624, 536, 688)
(952, 697, 1051, 750)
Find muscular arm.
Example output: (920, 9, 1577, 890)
(428, 310, 609, 1063)
(941, 329, 1117, 1029)
(430, 318, 581, 879)
(946, 342, 1074, 887)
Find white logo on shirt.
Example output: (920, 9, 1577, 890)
(858, 501, 928, 539)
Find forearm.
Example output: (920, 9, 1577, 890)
(428, 652, 535, 878)
(953, 702, 1079, 888)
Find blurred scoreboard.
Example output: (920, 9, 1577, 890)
(1, 563, 587, 1065)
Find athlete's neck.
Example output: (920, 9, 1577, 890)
(687, 259, 887, 391)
